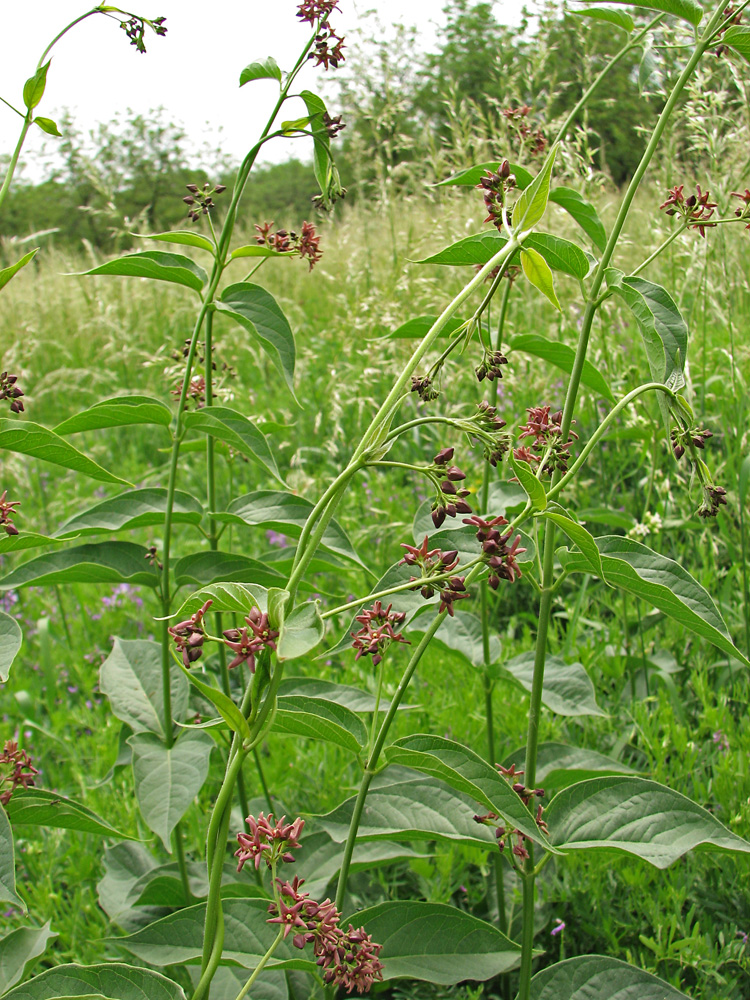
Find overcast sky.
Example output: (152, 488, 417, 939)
(0, 1, 499, 176)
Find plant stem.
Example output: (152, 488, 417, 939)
(233, 928, 285, 1000)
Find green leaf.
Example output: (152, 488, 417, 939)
(22, 62, 50, 111)
(277, 602, 324, 660)
(277, 676, 408, 714)
(500, 652, 606, 717)
(723, 25, 750, 63)
(173, 551, 287, 589)
(300, 91, 332, 197)
(528, 955, 691, 999)
(542, 511, 605, 578)
(183, 406, 283, 484)
(100, 638, 189, 738)
(0, 249, 38, 291)
(5, 789, 134, 839)
(0, 921, 57, 994)
(128, 731, 213, 851)
(216, 283, 296, 400)
(0, 533, 66, 556)
(547, 775, 750, 867)
(240, 57, 282, 85)
(431, 611, 500, 668)
(0, 420, 129, 485)
(510, 335, 613, 400)
(170, 582, 268, 621)
(0, 806, 22, 908)
(274, 696, 366, 753)
(513, 143, 559, 232)
(574, 0, 703, 26)
(33, 117, 62, 136)
(55, 488, 202, 538)
(501, 743, 636, 790)
(349, 901, 522, 983)
(229, 245, 291, 261)
(549, 186, 608, 251)
(0, 542, 160, 590)
(415, 231, 589, 279)
(573, 6, 635, 31)
(0, 612, 22, 683)
(133, 230, 215, 252)
(297, 832, 427, 901)
(113, 899, 316, 970)
(388, 315, 468, 340)
(521, 247, 561, 310)
(213, 491, 365, 569)
(80, 251, 208, 293)
(558, 535, 750, 667)
(178, 669, 251, 742)
(54, 395, 172, 435)
(435, 161, 534, 189)
(125, 861, 261, 907)
(509, 456, 547, 511)
(2, 964, 186, 1000)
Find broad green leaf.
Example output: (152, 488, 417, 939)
(388, 315, 468, 340)
(0, 921, 57, 994)
(0, 542, 160, 590)
(54, 395, 171, 435)
(415, 231, 589, 279)
(549, 186, 607, 251)
(574, 0, 703, 27)
(187, 967, 286, 1000)
(574, 6, 635, 30)
(542, 511, 604, 578)
(528, 955, 691, 999)
(577, 506, 636, 530)
(435, 161, 534, 189)
(55, 488, 202, 538)
(229, 245, 290, 261)
(133, 231, 214, 252)
(487, 481, 528, 517)
(0, 806, 22, 908)
(0, 250, 38, 292)
(213, 491, 365, 569)
(521, 247, 561, 310)
(510, 334, 613, 400)
(81, 251, 207, 293)
(113, 899, 316, 970)
(300, 91, 332, 197)
(349, 901, 522, 983)
(2, 964, 186, 1000)
(22, 62, 49, 111)
(513, 143, 558, 232)
(724, 25, 750, 63)
(297, 832, 427, 901)
(548, 775, 750, 867)
(100, 638, 189, 738)
(128, 731, 213, 850)
(125, 861, 261, 907)
(178, 668, 251, 741)
(509, 456, 547, 511)
(33, 117, 62, 136)
(0, 533, 66, 555)
(274, 696, 366, 753)
(431, 610, 500, 668)
(0, 420, 128, 485)
(183, 406, 283, 484)
(215, 283, 296, 400)
(500, 652, 606, 717)
(240, 57, 282, 85)
(173, 551, 287, 589)
(501, 743, 636, 790)
(559, 535, 750, 667)
(0, 612, 21, 683)
(170, 582, 268, 620)
(5, 789, 133, 839)
(96, 843, 164, 933)
(277, 677, 409, 713)
(277, 602, 323, 660)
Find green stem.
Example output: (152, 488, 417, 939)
(0, 118, 30, 216)
(631, 221, 689, 278)
(233, 928, 285, 1000)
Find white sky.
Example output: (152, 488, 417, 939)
(0, 1, 525, 178)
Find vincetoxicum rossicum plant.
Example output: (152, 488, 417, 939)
(2, 1, 750, 999)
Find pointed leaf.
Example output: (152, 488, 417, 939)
(300, 91, 332, 197)
(549, 185, 608, 250)
(277, 677, 408, 713)
(128, 731, 213, 850)
(509, 456, 547, 511)
(0, 806, 22, 908)
(54, 396, 171, 435)
(548, 775, 750, 867)
(229, 245, 291, 261)
(388, 314, 468, 340)
(55, 489, 202, 538)
(5, 788, 134, 839)
(574, 6, 635, 29)
(33, 117, 62, 136)
(349, 901, 522, 983)
(215, 283, 296, 399)
(80, 251, 207, 293)
(133, 231, 215, 252)
(0, 250, 38, 292)
(173, 551, 287, 589)
(1, 964, 187, 1000)
(528, 955, 691, 999)
(100, 638, 189, 737)
(178, 668, 251, 741)
(240, 57, 282, 85)
(574, 0, 703, 26)
(435, 161, 533, 189)
(415, 231, 588, 279)
(0, 421, 128, 484)
(171, 582, 268, 620)
(723, 25, 750, 62)
(510, 334, 613, 400)
(124, 861, 260, 907)
(558, 535, 750, 667)
(542, 511, 605, 578)
(0, 921, 57, 994)
(0, 533, 66, 555)
(183, 406, 283, 484)
(501, 743, 636, 790)
(274, 696, 366, 753)
(22, 62, 49, 111)
(513, 143, 559, 232)
(500, 652, 606, 717)
(277, 602, 323, 660)
(0, 542, 160, 590)
(0, 613, 21, 683)
(521, 247, 561, 310)
(430, 610, 500, 668)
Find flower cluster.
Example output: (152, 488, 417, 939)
(669, 419, 727, 518)
(671, 424, 712, 460)
(119, 14, 167, 54)
(698, 484, 728, 518)
(400, 536, 459, 598)
(473, 761, 546, 864)
(351, 601, 409, 666)
(297, 1, 341, 24)
(172, 374, 207, 409)
(223, 607, 280, 672)
(463, 514, 526, 588)
(438, 575, 470, 616)
(0, 491, 20, 537)
(168, 600, 212, 667)
(472, 401, 511, 467)
(410, 374, 439, 402)
(659, 184, 717, 238)
(184, 182, 226, 222)
(476, 350, 509, 383)
(0, 372, 24, 413)
(254, 221, 323, 270)
(322, 111, 346, 138)
(235, 813, 304, 872)
(0, 740, 38, 806)
(310, 23, 345, 69)
(501, 105, 547, 157)
(478, 160, 517, 230)
(516, 404, 578, 474)
(732, 188, 750, 229)
(430, 447, 472, 527)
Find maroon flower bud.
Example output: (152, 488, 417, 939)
(433, 447, 454, 465)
